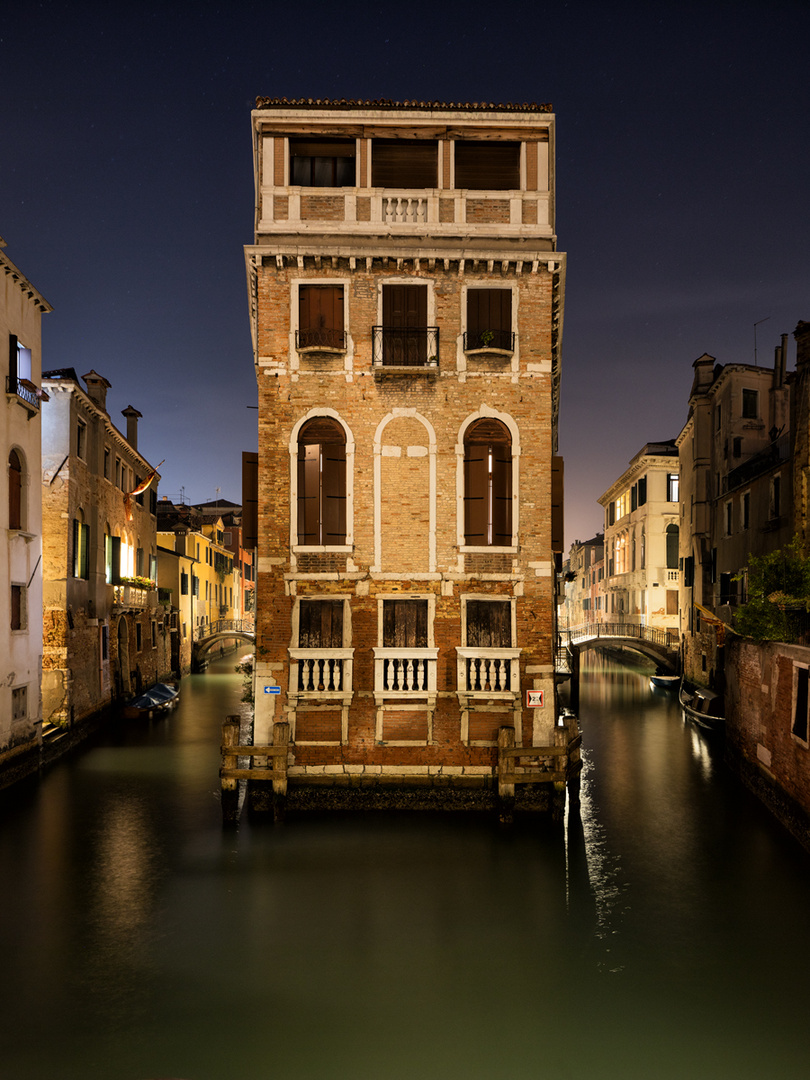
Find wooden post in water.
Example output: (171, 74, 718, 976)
(498, 725, 516, 824)
(272, 721, 290, 822)
(221, 715, 241, 824)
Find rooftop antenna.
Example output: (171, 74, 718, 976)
(754, 317, 770, 366)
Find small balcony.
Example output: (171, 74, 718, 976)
(111, 584, 153, 611)
(295, 327, 347, 353)
(289, 647, 354, 702)
(373, 648, 439, 699)
(456, 647, 522, 705)
(372, 326, 439, 371)
(6, 376, 46, 417)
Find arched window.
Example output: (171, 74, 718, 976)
(464, 419, 512, 546)
(666, 524, 679, 569)
(297, 417, 346, 545)
(8, 450, 22, 530)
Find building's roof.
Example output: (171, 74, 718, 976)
(255, 97, 552, 113)
(42, 368, 81, 383)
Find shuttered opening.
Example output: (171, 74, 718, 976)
(298, 285, 344, 349)
(8, 450, 22, 530)
(466, 600, 511, 647)
(371, 140, 438, 188)
(466, 289, 513, 350)
(383, 600, 428, 648)
(289, 139, 355, 186)
(297, 418, 346, 545)
(454, 141, 520, 190)
(381, 284, 428, 365)
(464, 419, 512, 546)
(299, 600, 344, 648)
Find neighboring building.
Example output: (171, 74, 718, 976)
(599, 443, 680, 632)
(156, 539, 197, 676)
(41, 369, 163, 724)
(560, 534, 604, 628)
(677, 346, 791, 687)
(245, 97, 568, 811)
(1, 237, 51, 787)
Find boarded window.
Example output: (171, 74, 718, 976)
(299, 600, 344, 648)
(372, 139, 437, 188)
(793, 666, 809, 742)
(464, 418, 512, 546)
(383, 599, 428, 648)
(289, 139, 355, 187)
(454, 141, 520, 190)
(297, 417, 346, 545)
(8, 450, 22, 530)
(466, 289, 513, 351)
(298, 285, 345, 349)
(466, 600, 511, 647)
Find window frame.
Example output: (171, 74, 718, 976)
(11, 583, 27, 631)
(462, 285, 516, 356)
(290, 412, 354, 554)
(792, 663, 810, 747)
(741, 387, 759, 420)
(461, 416, 516, 551)
(8, 448, 24, 531)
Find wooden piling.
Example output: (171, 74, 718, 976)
(498, 726, 516, 824)
(220, 715, 241, 824)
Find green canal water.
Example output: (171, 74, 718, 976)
(1, 651, 809, 1080)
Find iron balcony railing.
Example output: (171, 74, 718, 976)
(295, 327, 347, 351)
(463, 329, 515, 352)
(372, 326, 439, 368)
(6, 375, 41, 412)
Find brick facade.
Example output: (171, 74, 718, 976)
(246, 100, 568, 809)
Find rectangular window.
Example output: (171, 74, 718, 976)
(742, 388, 759, 419)
(377, 283, 432, 367)
(667, 474, 679, 502)
(465, 600, 512, 647)
(608, 501, 615, 526)
(101, 624, 109, 662)
(454, 140, 520, 190)
(181, 571, 189, 595)
(719, 572, 737, 605)
(631, 484, 638, 512)
(716, 404, 722, 431)
(73, 520, 89, 579)
(742, 492, 750, 530)
(383, 599, 428, 647)
(725, 501, 733, 536)
(289, 138, 355, 187)
(792, 665, 809, 744)
(11, 584, 26, 631)
(12, 685, 27, 721)
(666, 590, 679, 615)
(104, 447, 111, 479)
(372, 139, 437, 188)
(637, 476, 647, 505)
(466, 289, 513, 351)
(151, 621, 157, 648)
(298, 599, 344, 648)
(733, 437, 743, 458)
(684, 556, 694, 587)
(135, 623, 142, 652)
(77, 419, 87, 460)
(297, 285, 345, 350)
(770, 475, 782, 519)
(136, 547, 144, 577)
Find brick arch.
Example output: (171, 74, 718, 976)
(373, 409, 436, 574)
(288, 408, 355, 550)
(456, 406, 520, 549)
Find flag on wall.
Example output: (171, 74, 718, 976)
(124, 460, 164, 521)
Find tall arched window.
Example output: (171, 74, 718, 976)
(297, 417, 347, 545)
(464, 418, 512, 546)
(8, 450, 22, 530)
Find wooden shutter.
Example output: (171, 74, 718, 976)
(465, 419, 512, 546)
(11, 585, 22, 630)
(299, 285, 344, 345)
(322, 441, 346, 543)
(299, 600, 343, 648)
(466, 600, 511, 647)
(297, 444, 320, 544)
(8, 450, 22, 530)
(382, 284, 427, 365)
(371, 140, 437, 188)
(464, 444, 488, 544)
(454, 141, 520, 190)
(467, 289, 511, 334)
(9, 333, 17, 380)
(298, 418, 346, 544)
(551, 456, 564, 552)
(383, 599, 428, 648)
(491, 445, 513, 545)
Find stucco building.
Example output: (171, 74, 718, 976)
(41, 369, 163, 725)
(1, 237, 51, 787)
(598, 442, 680, 632)
(560, 534, 604, 629)
(245, 97, 568, 811)
(677, 346, 791, 687)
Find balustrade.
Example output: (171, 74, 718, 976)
(289, 648, 353, 696)
(456, 648, 521, 697)
(373, 648, 438, 696)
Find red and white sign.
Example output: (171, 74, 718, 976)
(526, 689, 545, 708)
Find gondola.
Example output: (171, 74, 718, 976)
(123, 682, 180, 720)
(678, 679, 724, 731)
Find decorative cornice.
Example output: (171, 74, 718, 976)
(1, 250, 52, 313)
(255, 97, 552, 114)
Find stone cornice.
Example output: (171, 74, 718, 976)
(1, 249, 52, 312)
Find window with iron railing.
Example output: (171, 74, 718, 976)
(296, 284, 346, 350)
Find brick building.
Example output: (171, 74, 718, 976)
(41, 369, 164, 725)
(2, 237, 51, 787)
(245, 98, 568, 811)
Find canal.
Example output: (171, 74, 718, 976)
(1, 651, 809, 1079)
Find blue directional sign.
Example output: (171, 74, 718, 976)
(263, 686, 281, 695)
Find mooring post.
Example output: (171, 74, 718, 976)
(221, 715, 241, 825)
(498, 725, 516, 824)
(272, 721, 290, 822)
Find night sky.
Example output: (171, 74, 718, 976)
(2, 0, 808, 546)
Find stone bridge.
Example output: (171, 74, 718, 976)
(560, 622, 680, 709)
(192, 619, 255, 671)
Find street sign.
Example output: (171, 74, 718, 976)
(263, 686, 281, 695)
(526, 689, 545, 708)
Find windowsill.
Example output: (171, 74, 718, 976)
(464, 347, 514, 359)
(375, 740, 432, 747)
(460, 545, 518, 554)
(293, 544, 352, 554)
(8, 529, 37, 544)
(297, 346, 346, 357)
(373, 364, 439, 378)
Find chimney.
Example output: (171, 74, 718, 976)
(121, 405, 143, 450)
(690, 353, 717, 397)
(82, 370, 111, 411)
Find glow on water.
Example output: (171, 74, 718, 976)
(0, 652, 808, 1079)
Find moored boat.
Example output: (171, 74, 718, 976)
(679, 679, 724, 731)
(650, 670, 680, 691)
(123, 682, 180, 720)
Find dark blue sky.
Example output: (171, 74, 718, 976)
(2, 0, 808, 545)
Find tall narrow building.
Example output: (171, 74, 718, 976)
(246, 98, 568, 812)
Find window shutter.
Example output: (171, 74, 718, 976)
(297, 444, 321, 544)
(111, 536, 122, 584)
(372, 140, 437, 188)
(466, 600, 511, 647)
(383, 599, 427, 648)
(454, 141, 520, 190)
(322, 441, 347, 544)
(299, 599, 343, 648)
(9, 333, 17, 380)
(464, 445, 488, 544)
(8, 450, 22, 530)
(491, 445, 513, 545)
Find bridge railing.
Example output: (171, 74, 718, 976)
(562, 622, 679, 650)
(193, 619, 255, 643)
